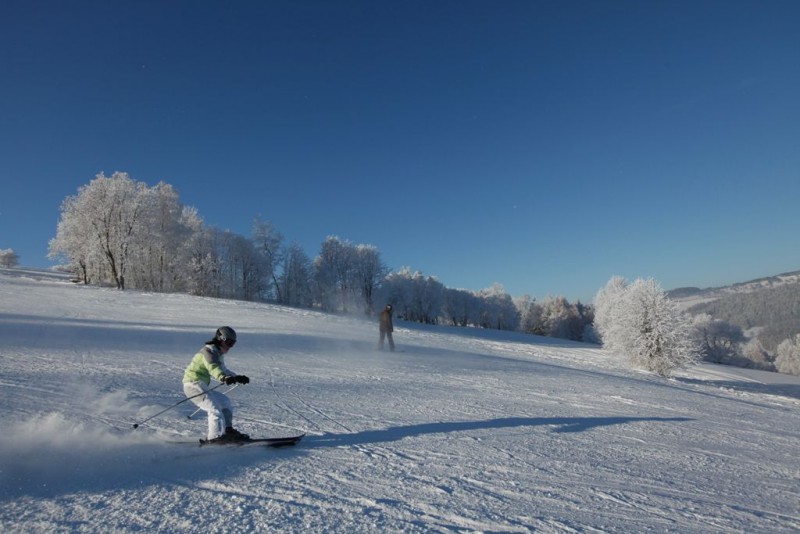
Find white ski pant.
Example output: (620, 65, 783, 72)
(183, 381, 233, 440)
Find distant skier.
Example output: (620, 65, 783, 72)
(183, 326, 251, 442)
(379, 304, 395, 352)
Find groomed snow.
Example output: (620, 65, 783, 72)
(1, 268, 798, 533)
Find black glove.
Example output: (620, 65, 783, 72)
(223, 375, 237, 385)
(235, 375, 250, 385)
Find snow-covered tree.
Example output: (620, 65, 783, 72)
(476, 284, 520, 331)
(515, 294, 593, 340)
(594, 276, 699, 377)
(311, 237, 388, 314)
(775, 335, 800, 376)
(740, 337, 773, 370)
(352, 244, 389, 315)
(50, 172, 151, 289)
(593, 276, 629, 352)
(691, 314, 746, 364)
(313, 236, 358, 312)
(0, 248, 19, 268)
(541, 295, 591, 340)
(376, 267, 444, 324)
(279, 242, 314, 308)
(180, 207, 218, 296)
(226, 231, 264, 301)
(408, 271, 445, 324)
(49, 194, 95, 283)
(444, 288, 481, 327)
(127, 181, 189, 292)
(516, 295, 545, 335)
(252, 216, 284, 301)
(377, 267, 413, 316)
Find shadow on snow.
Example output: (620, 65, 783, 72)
(306, 416, 693, 448)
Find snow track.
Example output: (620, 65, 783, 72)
(1, 270, 799, 533)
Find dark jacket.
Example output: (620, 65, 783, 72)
(379, 306, 393, 333)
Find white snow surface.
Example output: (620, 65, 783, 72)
(1, 269, 799, 533)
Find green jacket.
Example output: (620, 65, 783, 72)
(183, 344, 233, 385)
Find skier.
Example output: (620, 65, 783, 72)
(183, 326, 251, 442)
(378, 304, 395, 352)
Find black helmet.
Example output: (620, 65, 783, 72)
(215, 326, 237, 344)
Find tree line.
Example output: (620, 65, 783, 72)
(47, 172, 593, 340)
(685, 283, 800, 375)
(43, 172, 800, 377)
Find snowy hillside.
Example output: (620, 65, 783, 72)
(1, 269, 799, 533)
(669, 269, 800, 308)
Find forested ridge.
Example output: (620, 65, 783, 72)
(685, 281, 800, 352)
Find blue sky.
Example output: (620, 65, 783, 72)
(1, 1, 798, 303)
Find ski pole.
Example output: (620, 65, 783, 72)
(187, 383, 240, 419)
(132, 383, 224, 429)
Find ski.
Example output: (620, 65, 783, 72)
(198, 434, 305, 448)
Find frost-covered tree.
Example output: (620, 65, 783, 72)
(313, 236, 357, 312)
(227, 232, 264, 301)
(595, 276, 699, 377)
(740, 337, 773, 370)
(353, 244, 389, 315)
(279, 242, 314, 308)
(575, 301, 595, 341)
(444, 288, 481, 327)
(377, 267, 413, 315)
(195, 229, 263, 301)
(376, 267, 444, 324)
(691, 314, 746, 364)
(408, 271, 445, 324)
(127, 182, 189, 292)
(252, 216, 284, 301)
(0, 248, 19, 268)
(49, 194, 95, 283)
(50, 172, 151, 289)
(311, 237, 387, 314)
(775, 335, 800, 376)
(516, 295, 545, 335)
(515, 294, 592, 340)
(476, 284, 520, 331)
(593, 276, 629, 352)
(540, 296, 592, 340)
(181, 207, 218, 296)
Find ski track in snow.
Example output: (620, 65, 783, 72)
(1, 268, 799, 533)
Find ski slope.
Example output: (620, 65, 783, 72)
(1, 268, 798, 533)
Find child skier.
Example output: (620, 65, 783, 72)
(183, 326, 250, 442)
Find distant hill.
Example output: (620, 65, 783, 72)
(668, 270, 800, 303)
(669, 270, 800, 352)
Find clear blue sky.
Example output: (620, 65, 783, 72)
(2, 1, 798, 303)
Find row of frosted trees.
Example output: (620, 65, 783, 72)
(47, 173, 799, 375)
(48, 173, 385, 310)
(48, 172, 595, 341)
